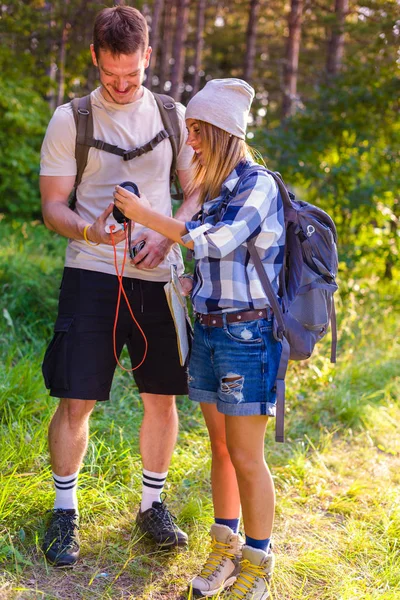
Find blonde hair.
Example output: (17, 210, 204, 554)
(189, 121, 255, 205)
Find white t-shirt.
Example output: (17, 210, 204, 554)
(40, 86, 193, 281)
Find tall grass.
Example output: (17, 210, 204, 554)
(0, 220, 399, 599)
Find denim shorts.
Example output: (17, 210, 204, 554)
(188, 314, 282, 416)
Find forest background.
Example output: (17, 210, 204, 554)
(0, 0, 399, 599)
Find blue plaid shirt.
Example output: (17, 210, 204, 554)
(182, 160, 285, 314)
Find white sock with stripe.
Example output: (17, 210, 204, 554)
(52, 470, 79, 512)
(141, 469, 168, 512)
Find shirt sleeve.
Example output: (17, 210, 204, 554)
(40, 104, 77, 176)
(182, 171, 282, 259)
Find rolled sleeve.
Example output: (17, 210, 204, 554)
(182, 221, 213, 257)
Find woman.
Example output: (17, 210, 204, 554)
(114, 78, 285, 599)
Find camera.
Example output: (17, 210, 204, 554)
(131, 240, 146, 258)
(113, 181, 140, 224)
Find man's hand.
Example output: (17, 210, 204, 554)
(87, 203, 126, 246)
(130, 229, 173, 270)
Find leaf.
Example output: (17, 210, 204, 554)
(3, 308, 14, 329)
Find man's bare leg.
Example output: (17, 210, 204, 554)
(49, 398, 96, 476)
(139, 393, 178, 473)
(43, 398, 96, 566)
(136, 393, 187, 546)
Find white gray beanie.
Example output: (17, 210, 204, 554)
(186, 78, 255, 140)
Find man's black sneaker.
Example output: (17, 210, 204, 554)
(42, 508, 80, 566)
(136, 500, 188, 548)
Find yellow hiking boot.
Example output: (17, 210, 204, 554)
(189, 524, 243, 597)
(222, 545, 275, 599)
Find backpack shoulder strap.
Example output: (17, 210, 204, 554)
(248, 237, 289, 443)
(153, 93, 181, 192)
(71, 94, 93, 189)
(244, 170, 289, 443)
(247, 239, 285, 336)
(265, 170, 294, 211)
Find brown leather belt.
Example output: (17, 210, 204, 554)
(196, 308, 272, 327)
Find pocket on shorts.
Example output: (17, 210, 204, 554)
(42, 315, 74, 390)
(224, 319, 263, 345)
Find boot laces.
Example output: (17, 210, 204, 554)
(149, 501, 176, 533)
(230, 559, 266, 598)
(200, 537, 236, 580)
(46, 510, 79, 547)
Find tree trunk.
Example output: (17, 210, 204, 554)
(243, 0, 260, 84)
(158, 0, 175, 92)
(282, 0, 304, 119)
(170, 0, 190, 101)
(44, 1, 57, 112)
(192, 0, 206, 96)
(145, 0, 165, 91)
(326, 0, 349, 76)
(56, 23, 70, 107)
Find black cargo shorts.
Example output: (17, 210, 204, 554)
(42, 267, 188, 400)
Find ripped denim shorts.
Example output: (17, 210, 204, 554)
(188, 314, 282, 416)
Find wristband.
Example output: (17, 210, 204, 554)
(83, 224, 100, 246)
(180, 274, 194, 281)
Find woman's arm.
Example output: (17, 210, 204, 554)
(113, 185, 194, 250)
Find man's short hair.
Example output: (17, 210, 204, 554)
(93, 6, 149, 58)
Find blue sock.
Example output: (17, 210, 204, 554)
(215, 518, 240, 534)
(245, 535, 271, 552)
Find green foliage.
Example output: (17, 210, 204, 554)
(255, 63, 400, 279)
(0, 61, 49, 219)
(0, 219, 399, 597)
(0, 220, 65, 344)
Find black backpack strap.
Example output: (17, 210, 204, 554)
(153, 93, 182, 199)
(71, 95, 93, 189)
(72, 93, 174, 168)
(71, 93, 181, 202)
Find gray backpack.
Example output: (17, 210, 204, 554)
(229, 165, 339, 442)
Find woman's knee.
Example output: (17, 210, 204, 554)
(227, 444, 265, 478)
(210, 437, 231, 462)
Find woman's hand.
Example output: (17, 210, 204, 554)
(114, 186, 193, 250)
(113, 185, 151, 223)
(179, 275, 194, 297)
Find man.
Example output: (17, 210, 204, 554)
(40, 5, 198, 567)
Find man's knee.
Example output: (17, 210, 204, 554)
(56, 398, 96, 428)
(141, 394, 177, 420)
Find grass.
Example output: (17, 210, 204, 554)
(0, 219, 399, 599)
